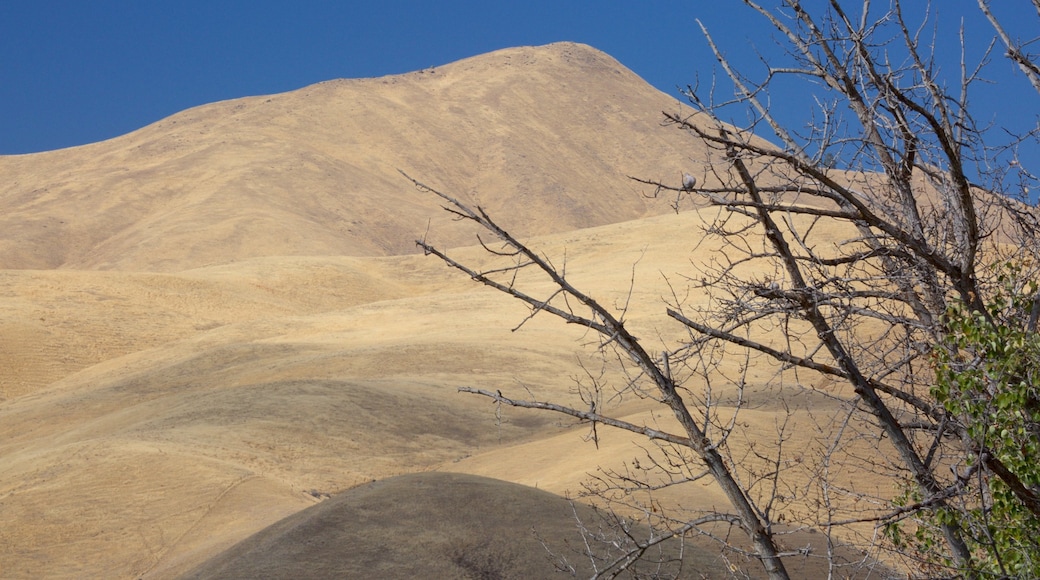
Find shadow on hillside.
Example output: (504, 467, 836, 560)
(179, 472, 890, 579)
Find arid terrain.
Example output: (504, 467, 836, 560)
(0, 42, 878, 578)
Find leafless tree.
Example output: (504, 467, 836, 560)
(409, 2, 1040, 578)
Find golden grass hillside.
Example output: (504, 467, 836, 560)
(0, 42, 723, 272)
(0, 42, 880, 579)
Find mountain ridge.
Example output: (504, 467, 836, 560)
(0, 42, 827, 578)
(0, 42, 716, 272)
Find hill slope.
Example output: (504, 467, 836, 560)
(178, 472, 728, 579)
(0, 43, 849, 579)
(0, 212, 711, 577)
(0, 42, 717, 272)
(0, 208, 876, 578)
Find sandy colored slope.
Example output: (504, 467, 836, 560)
(0, 207, 873, 578)
(0, 217, 659, 577)
(0, 42, 732, 272)
(0, 41, 887, 579)
(0, 256, 427, 399)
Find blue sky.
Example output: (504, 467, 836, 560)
(1, 0, 1037, 169)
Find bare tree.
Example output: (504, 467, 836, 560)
(409, 2, 1040, 578)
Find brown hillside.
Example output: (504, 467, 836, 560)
(0, 43, 889, 579)
(178, 472, 729, 579)
(0, 42, 717, 272)
(182, 472, 883, 580)
(0, 209, 882, 579)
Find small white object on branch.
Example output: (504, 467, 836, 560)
(682, 172, 697, 191)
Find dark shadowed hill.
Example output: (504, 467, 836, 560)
(179, 472, 728, 579)
(180, 471, 883, 580)
(0, 42, 720, 272)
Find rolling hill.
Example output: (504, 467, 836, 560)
(0, 42, 720, 272)
(0, 42, 872, 579)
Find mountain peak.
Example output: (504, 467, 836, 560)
(0, 43, 704, 271)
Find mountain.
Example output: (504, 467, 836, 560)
(0, 42, 714, 272)
(0, 43, 854, 579)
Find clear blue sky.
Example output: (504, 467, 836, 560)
(1, 0, 1037, 168)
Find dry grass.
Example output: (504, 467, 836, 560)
(0, 43, 892, 579)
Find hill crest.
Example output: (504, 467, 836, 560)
(0, 42, 710, 272)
